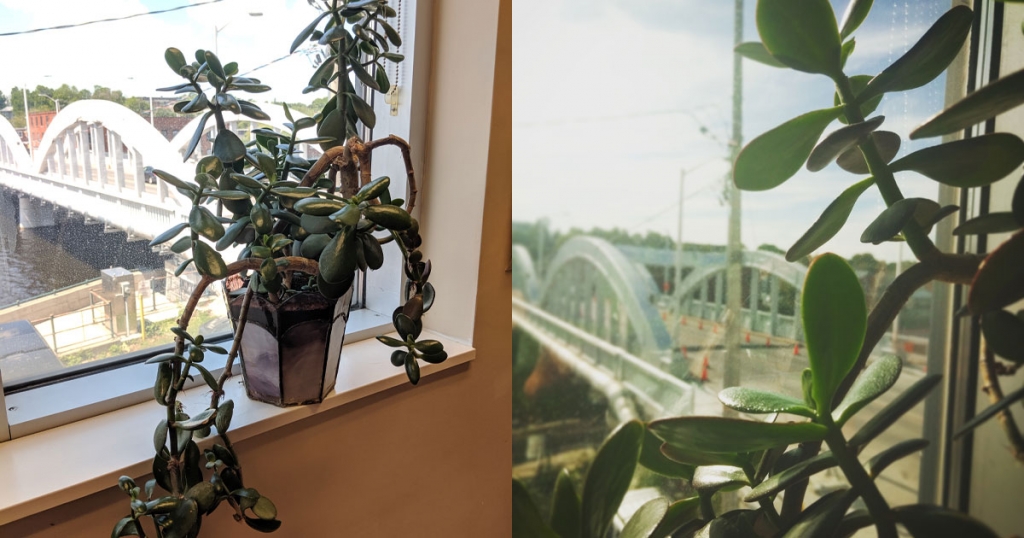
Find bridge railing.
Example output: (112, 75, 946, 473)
(0, 165, 186, 240)
(513, 296, 693, 418)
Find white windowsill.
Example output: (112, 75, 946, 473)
(0, 329, 474, 526)
(5, 307, 392, 438)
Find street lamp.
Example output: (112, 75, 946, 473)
(38, 94, 60, 113)
(214, 12, 263, 56)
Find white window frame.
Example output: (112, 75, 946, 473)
(0, 0, 430, 441)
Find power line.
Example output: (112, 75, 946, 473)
(0, 0, 225, 38)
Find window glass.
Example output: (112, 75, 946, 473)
(0, 1, 376, 389)
(513, 0, 951, 518)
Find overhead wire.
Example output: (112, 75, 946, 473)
(0, 0, 225, 38)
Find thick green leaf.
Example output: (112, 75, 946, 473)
(291, 12, 329, 53)
(192, 241, 227, 279)
(351, 59, 380, 92)
(756, 0, 842, 76)
(734, 106, 844, 191)
(786, 178, 874, 262)
(745, 451, 837, 503)
(894, 505, 999, 538)
(953, 212, 1021, 236)
(1013, 177, 1024, 224)
(252, 496, 277, 520)
(833, 355, 902, 425)
(550, 469, 581, 538)
(835, 75, 885, 124)
(150, 222, 189, 247)
(189, 206, 224, 241)
(185, 482, 216, 514)
(839, 0, 874, 39)
(213, 130, 247, 163)
(184, 112, 213, 161)
(364, 204, 413, 230)
(581, 420, 644, 538)
(806, 116, 884, 172)
(649, 416, 827, 454)
(955, 385, 1024, 439)
(836, 509, 874, 537)
(848, 374, 941, 448)
(151, 169, 197, 194)
(860, 198, 934, 245)
(915, 202, 960, 233)
(621, 498, 669, 538)
(300, 233, 332, 259)
(866, 438, 928, 479)
(717, 387, 816, 418)
(982, 310, 1024, 363)
(164, 498, 199, 538)
(861, 6, 973, 100)
(216, 399, 234, 433)
(660, 443, 746, 468)
(836, 130, 900, 173)
(319, 228, 356, 284)
(165, 47, 188, 75)
(913, 66, 1024, 139)
(295, 197, 346, 216)
(968, 230, 1024, 314)
(797, 370, 816, 414)
(350, 93, 376, 129)
(734, 42, 785, 68)
(780, 489, 856, 538)
(694, 509, 759, 538)
(176, 408, 216, 430)
(649, 497, 700, 538)
(889, 133, 1024, 188)
(692, 465, 749, 497)
(192, 363, 219, 392)
(111, 516, 139, 538)
(639, 429, 695, 479)
(802, 253, 867, 414)
(840, 38, 856, 68)
(153, 420, 168, 452)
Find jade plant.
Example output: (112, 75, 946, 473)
(733, 0, 1024, 464)
(113, 1, 444, 536)
(514, 254, 999, 537)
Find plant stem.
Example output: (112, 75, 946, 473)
(210, 285, 255, 410)
(980, 345, 1024, 463)
(834, 74, 938, 261)
(823, 424, 897, 538)
(699, 493, 715, 521)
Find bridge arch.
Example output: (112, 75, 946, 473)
(0, 115, 31, 170)
(673, 250, 807, 339)
(538, 236, 672, 359)
(511, 244, 540, 301)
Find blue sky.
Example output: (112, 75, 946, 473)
(513, 0, 954, 262)
(0, 0, 324, 103)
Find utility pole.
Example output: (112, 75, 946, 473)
(673, 170, 686, 344)
(22, 86, 33, 160)
(150, 96, 155, 126)
(723, 0, 744, 404)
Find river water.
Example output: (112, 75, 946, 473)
(0, 191, 166, 307)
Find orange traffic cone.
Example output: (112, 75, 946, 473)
(700, 355, 709, 382)
(712, 324, 718, 334)
(681, 317, 687, 326)
(793, 343, 800, 356)
(766, 337, 771, 347)
(745, 332, 751, 343)
(680, 346, 687, 358)
(698, 320, 703, 330)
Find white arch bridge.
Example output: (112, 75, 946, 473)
(0, 99, 312, 240)
(511, 236, 809, 421)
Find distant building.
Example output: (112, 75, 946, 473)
(152, 116, 191, 141)
(0, 106, 12, 121)
(27, 110, 57, 150)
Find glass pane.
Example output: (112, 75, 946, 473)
(513, 0, 951, 528)
(0, 1, 364, 390)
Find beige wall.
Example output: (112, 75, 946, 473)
(0, 0, 511, 535)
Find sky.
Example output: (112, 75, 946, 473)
(0, 0, 325, 104)
(513, 0, 954, 262)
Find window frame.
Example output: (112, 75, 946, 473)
(0, 0, 428, 442)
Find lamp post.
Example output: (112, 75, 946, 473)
(215, 12, 263, 56)
(38, 94, 61, 113)
(22, 86, 33, 160)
